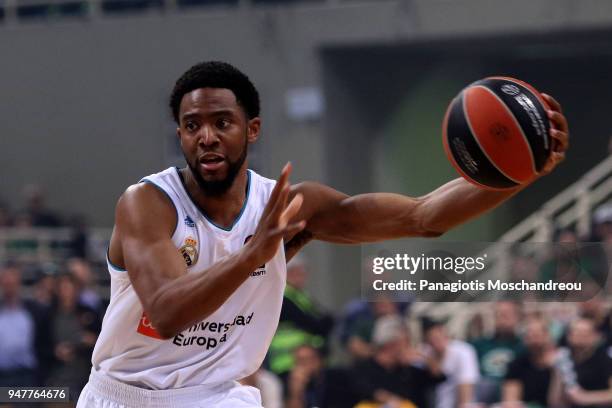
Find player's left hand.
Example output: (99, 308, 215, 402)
(246, 162, 305, 267)
(539, 93, 569, 175)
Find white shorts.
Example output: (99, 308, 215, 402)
(76, 369, 263, 408)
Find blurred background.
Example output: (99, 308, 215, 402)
(0, 0, 610, 407)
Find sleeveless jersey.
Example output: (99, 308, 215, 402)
(90, 167, 286, 389)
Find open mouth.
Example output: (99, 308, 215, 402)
(199, 154, 225, 171)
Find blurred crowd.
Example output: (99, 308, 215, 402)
(0, 186, 90, 262)
(242, 258, 611, 408)
(0, 186, 64, 229)
(0, 258, 103, 402)
(0, 196, 611, 408)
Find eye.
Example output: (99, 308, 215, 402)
(216, 118, 230, 130)
(184, 121, 199, 132)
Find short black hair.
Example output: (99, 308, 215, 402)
(169, 61, 260, 124)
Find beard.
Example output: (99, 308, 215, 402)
(185, 136, 248, 197)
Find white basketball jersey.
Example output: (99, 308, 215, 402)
(91, 167, 286, 390)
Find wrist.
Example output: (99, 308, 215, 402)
(239, 244, 264, 272)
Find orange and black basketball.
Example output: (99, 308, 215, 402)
(443, 76, 552, 190)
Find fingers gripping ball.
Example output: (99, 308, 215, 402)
(442, 77, 552, 190)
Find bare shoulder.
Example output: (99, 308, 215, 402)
(109, 182, 178, 268)
(115, 182, 177, 233)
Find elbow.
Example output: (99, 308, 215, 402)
(144, 295, 183, 340)
(154, 320, 180, 340)
(156, 328, 178, 341)
(144, 292, 215, 340)
(145, 309, 180, 340)
(143, 292, 177, 339)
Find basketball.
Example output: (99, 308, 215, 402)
(443, 76, 552, 190)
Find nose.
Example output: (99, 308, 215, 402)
(198, 124, 220, 147)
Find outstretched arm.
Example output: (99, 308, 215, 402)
(292, 178, 520, 243)
(290, 93, 568, 244)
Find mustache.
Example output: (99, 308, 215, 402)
(186, 146, 247, 197)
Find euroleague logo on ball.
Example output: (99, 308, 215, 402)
(501, 84, 520, 96)
(443, 77, 551, 190)
(489, 123, 510, 141)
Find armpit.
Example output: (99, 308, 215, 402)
(284, 229, 314, 262)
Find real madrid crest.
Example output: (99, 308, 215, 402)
(180, 236, 199, 267)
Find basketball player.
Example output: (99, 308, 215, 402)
(77, 61, 569, 407)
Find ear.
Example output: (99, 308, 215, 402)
(176, 127, 184, 149)
(247, 117, 261, 144)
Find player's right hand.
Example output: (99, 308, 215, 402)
(539, 93, 569, 176)
(246, 162, 305, 266)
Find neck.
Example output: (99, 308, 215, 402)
(182, 164, 249, 229)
